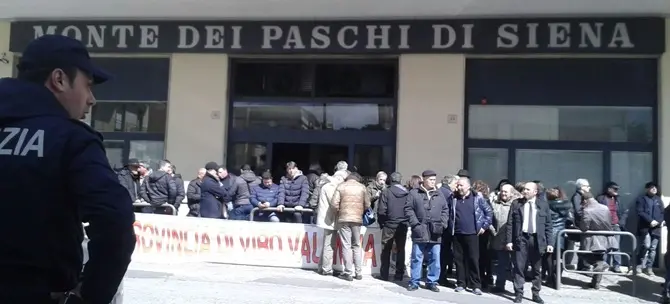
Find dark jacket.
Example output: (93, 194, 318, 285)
(596, 194, 629, 230)
(173, 174, 186, 208)
(439, 186, 452, 200)
(233, 173, 254, 206)
(635, 194, 664, 236)
(664, 205, 670, 258)
(570, 191, 584, 224)
(404, 187, 449, 243)
(279, 174, 310, 207)
(447, 192, 493, 234)
(186, 178, 202, 206)
(240, 171, 261, 191)
(367, 181, 387, 210)
(308, 174, 330, 208)
(250, 183, 280, 207)
(547, 199, 573, 247)
(0, 78, 135, 303)
(117, 167, 141, 202)
(306, 170, 321, 194)
(506, 198, 552, 254)
(199, 174, 228, 219)
(378, 184, 409, 229)
(140, 170, 177, 206)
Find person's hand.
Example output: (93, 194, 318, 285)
(277, 205, 285, 212)
(651, 220, 659, 227)
(258, 202, 267, 209)
(478, 228, 485, 235)
(134, 199, 141, 204)
(547, 245, 554, 253)
(506, 243, 514, 251)
(294, 205, 303, 211)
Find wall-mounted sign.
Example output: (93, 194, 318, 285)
(447, 114, 458, 124)
(9, 18, 665, 54)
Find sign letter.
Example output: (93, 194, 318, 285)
(262, 26, 283, 49)
(178, 26, 200, 49)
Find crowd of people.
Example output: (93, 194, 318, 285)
(116, 158, 669, 304)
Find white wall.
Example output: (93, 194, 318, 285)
(396, 54, 465, 177)
(165, 54, 229, 178)
(0, 22, 13, 78)
(658, 18, 670, 268)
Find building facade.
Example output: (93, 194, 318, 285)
(2, 19, 669, 245)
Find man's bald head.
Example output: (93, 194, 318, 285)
(197, 168, 206, 179)
(498, 183, 515, 202)
(456, 176, 472, 196)
(522, 182, 538, 200)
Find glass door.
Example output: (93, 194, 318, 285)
(103, 140, 125, 170)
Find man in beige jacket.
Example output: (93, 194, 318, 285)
(331, 173, 371, 281)
(316, 170, 348, 276)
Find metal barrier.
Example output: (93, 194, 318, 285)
(556, 228, 637, 294)
(249, 207, 314, 221)
(133, 202, 177, 216)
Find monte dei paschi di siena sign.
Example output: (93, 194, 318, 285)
(9, 18, 665, 54)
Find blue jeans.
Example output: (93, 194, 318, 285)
(637, 233, 660, 269)
(255, 212, 280, 222)
(604, 224, 622, 268)
(494, 250, 511, 289)
(229, 204, 253, 221)
(410, 242, 440, 287)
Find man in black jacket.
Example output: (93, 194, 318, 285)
(377, 172, 408, 281)
(117, 158, 144, 204)
(506, 182, 552, 304)
(140, 160, 178, 214)
(187, 168, 206, 217)
(405, 170, 449, 292)
(595, 181, 628, 273)
(171, 164, 186, 214)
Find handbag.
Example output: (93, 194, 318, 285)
(363, 207, 376, 226)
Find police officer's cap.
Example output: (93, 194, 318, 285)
(17, 35, 112, 84)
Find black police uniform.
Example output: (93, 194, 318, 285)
(0, 35, 136, 303)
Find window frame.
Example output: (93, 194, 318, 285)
(227, 58, 399, 176)
(463, 58, 659, 190)
(230, 100, 396, 131)
(467, 104, 655, 143)
(230, 58, 398, 101)
(90, 100, 168, 134)
(92, 100, 167, 167)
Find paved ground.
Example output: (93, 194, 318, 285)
(123, 261, 666, 304)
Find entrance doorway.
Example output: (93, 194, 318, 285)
(271, 143, 348, 179)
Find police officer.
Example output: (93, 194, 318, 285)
(0, 35, 136, 303)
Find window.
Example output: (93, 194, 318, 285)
(314, 64, 395, 98)
(92, 102, 167, 133)
(232, 61, 396, 98)
(354, 145, 394, 178)
(232, 102, 394, 131)
(469, 105, 653, 143)
(228, 143, 268, 174)
(92, 58, 170, 101)
(129, 141, 165, 170)
(515, 149, 603, 193)
(611, 151, 653, 210)
(468, 148, 508, 188)
(104, 140, 125, 170)
(233, 63, 313, 97)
